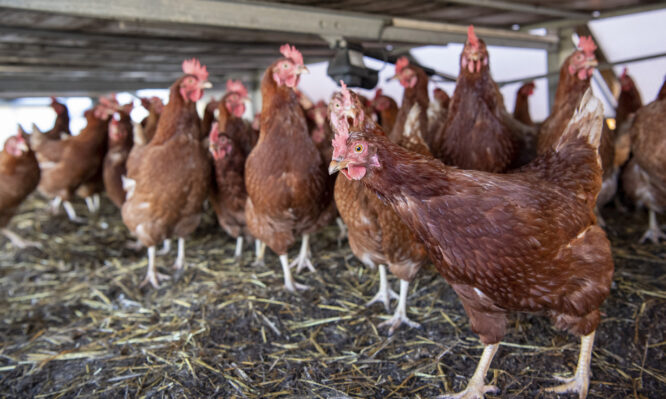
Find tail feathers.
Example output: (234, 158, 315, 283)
(555, 89, 604, 156)
(29, 123, 45, 149)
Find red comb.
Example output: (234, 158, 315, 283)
(468, 25, 479, 48)
(50, 96, 57, 105)
(621, 67, 628, 78)
(280, 44, 304, 65)
(578, 36, 597, 57)
(395, 57, 409, 74)
(182, 58, 209, 82)
(340, 80, 352, 108)
(374, 88, 383, 100)
(226, 79, 248, 98)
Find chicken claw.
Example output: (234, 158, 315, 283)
(545, 331, 594, 399)
(289, 234, 316, 273)
(365, 265, 399, 311)
(378, 280, 420, 335)
(63, 201, 86, 224)
(437, 344, 499, 399)
(280, 254, 310, 291)
(639, 210, 666, 244)
(139, 246, 170, 288)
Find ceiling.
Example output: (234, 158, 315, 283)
(0, 0, 663, 98)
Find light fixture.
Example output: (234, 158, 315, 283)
(327, 41, 379, 89)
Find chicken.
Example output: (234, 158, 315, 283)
(658, 77, 666, 101)
(121, 59, 212, 288)
(371, 88, 398, 134)
(44, 96, 71, 140)
(139, 96, 164, 144)
(201, 97, 219, 140)
(46, 97, 70, 138)
(388, 57, 429, 149)
(76, 96, 130, 214)
(538, 37, 598, 154)
(0, 132, 41, 248)
(330, 83, 429, 334)
(620, 91, 666, 243)
(513, 81, 535, 126)
(614, 68, 642, 169)
(329, 89, 614, 398)
(218, 79, 257, 157)
(434, 26, 520, 172)
(208, 79, 255, 260)
(102, 101, 135, 209)
(35, 103, 110, 222)
(426, 87, 450, 155)
(245, 44, 334, 291)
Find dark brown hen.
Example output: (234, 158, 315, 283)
(330, 89, 613, 398)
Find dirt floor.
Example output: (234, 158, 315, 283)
(0, 194, 664, 398)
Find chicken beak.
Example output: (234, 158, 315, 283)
(298, 65, 310, 75)
(585, 59, 598, 68)
(328, 159, 348, 175)
(201, 81, 213, 89)
(18, 141, 29, 152)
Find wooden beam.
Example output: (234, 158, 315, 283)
(0, 0, 557, 49)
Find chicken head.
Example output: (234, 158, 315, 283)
(567, 36, 598, 80)
(224, 79, 249, 118)
(5, 134, 29, 157)
(330, 130, 380, 180)
(180, 58, 212, 103)
(272, 44, 309, 88)
(461, 25, 489, 75)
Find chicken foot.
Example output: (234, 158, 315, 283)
(378, 279, 421, 335)
(365, 265, 399, 311)
(280, 254, 310, 291)
(639, 210, 666, 244)
(172, 238, 186, 270)
(140, 246, 170, 288)
(1, 228, 41, 249)
(546, 331, 595, 399)
(253, 240, 266, 267)
(437, 343, 499, 399)
(289, 234, 316, 273)
(63, 200, 85, 223)
(84, 194, 101, 214)
(49, 196, 62, 215)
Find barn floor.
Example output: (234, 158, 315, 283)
(0, 195, 664, 398)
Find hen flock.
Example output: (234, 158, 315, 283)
(2, 25, 665, 399)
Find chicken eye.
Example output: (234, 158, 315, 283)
(335, 103, 340, 108)
(354, 144, 363, 153)
(283, 63, 290, 69)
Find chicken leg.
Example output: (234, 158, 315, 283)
(289, 234, 316, 273)
(49, 196, 62, 215)
(140, 246, 170, 288)
(85, 196, 96, 214)
(546, 331, 595, 398)
(336, 217, 347, 247)
(280, 254, 310, 291)
(639, 210, 666, 244)
(366, 264, 399, 311)
(93, 193, 101, 213)
(234, 236, 244, 260)
(378, 279, 421, 335)
(156, 239, 171, 255)
(1, 228, 41, 249)
(253, 240, 266, 266)
(63, 200, 85, 223)
(172, 238, 186, 270)
(437, 343, 499, 399)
